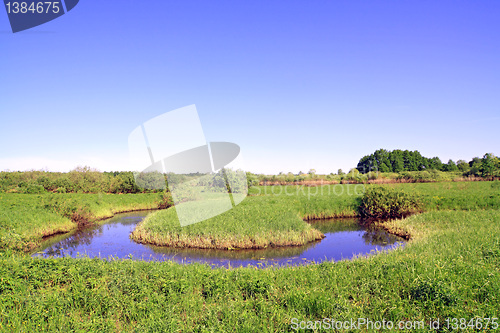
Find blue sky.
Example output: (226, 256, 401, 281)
(1, 0, 499, 174)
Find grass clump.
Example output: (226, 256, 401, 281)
(359, 186, 421, 219)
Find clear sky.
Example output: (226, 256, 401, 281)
(1, 1, 499, 174)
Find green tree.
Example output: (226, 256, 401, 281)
(456, 160, 469, 172)
(390, 150, 405, 173)
(428, 157, 443, 171)
(443, 159, 458, 172)
(403, 150, 418, 171)
(468, 157, 482, 176)
(480, 153, 497, 177)
(373, 149, 390, 171)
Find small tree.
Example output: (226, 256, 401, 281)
(468, 157, 482, 176)
(456, 160, 469, 172)
(480, 153, 497, 177)
(444, 159, 458, 172)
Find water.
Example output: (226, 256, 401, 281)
(33, 211, 405, 268)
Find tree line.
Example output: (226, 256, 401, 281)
(0, 167, 251, 194)
(0, 167, 149, 194)
(356, 149, 500, 177)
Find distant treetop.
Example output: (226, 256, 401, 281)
(356, 149, 498, 175)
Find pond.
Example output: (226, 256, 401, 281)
(32, 211, 406, 268)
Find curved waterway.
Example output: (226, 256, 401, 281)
(32, 211, 405, 268)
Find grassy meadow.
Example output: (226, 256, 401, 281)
(250, 180, 500, 216)
(0, 180, 499, 331)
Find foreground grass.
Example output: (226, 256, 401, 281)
(0, 210, 499, 331)
(0, 193, 166, 252)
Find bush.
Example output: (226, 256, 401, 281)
(22, 184, 46, 194)
(245, 172, 259, 188)
(157, 191, 173, 209)
(41, 196, 93, 227)
(359, 186, 421, 218)
(56, 187, 67, 193)
(36, 176, 56, 191)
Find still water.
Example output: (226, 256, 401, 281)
(33, 211, 405, 268)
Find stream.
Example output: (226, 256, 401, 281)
(32, 211, 405, 268)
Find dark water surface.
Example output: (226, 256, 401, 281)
(33, 211, 405, 268)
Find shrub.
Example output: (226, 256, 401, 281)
(359, 186, 421, 218)
(36, 176, 56, 191)
(41, 196, 93, 227)
(56, 187, 67, 193)
(22, 184, 46, 194)
(408, 278, 457, 306)
(157, 191, 173, 209)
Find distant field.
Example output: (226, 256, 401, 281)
(249, 181, 500, 216)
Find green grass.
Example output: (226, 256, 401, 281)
(0, 209, 499, 331)
(1, 181, 499, 331)
(131, 195, 324, 249)
(0, 193, 167, 252)
(388, 181, 500, 211)
(249, 184, 363, 219)
(132, 182, 500, 250)
(0, 194, 73, 252)
(250, 181, 500, 217)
